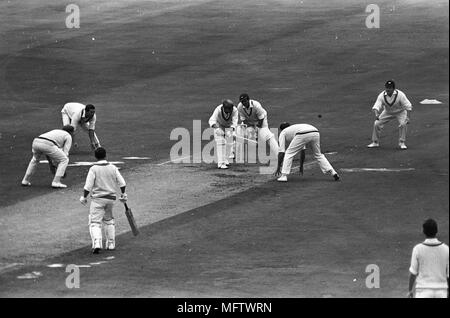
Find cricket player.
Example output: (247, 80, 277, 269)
(208, 99, 238, 169)
(367, 80, 412, 149)
(21, 125, 74, 188)
(274, 122, 340, 182)
(236, 93, 279, 156)
(79, 147, 127, 254)
(61, 102, 101, 150)
(408, 219, 449, 298)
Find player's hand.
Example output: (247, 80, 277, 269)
(79, 196, 88, 206)
(119, 193, 128, 203)
(91, 142, 100, 150)
(211, 124, 219, 129)
(273, 168, 282, 177)
(214, 128, 225, 138)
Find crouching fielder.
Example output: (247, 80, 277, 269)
(367, 80, 412, 150)
(208, 99, 238, 169)
(274, 123, 340, 182)
(21, 125, 74, 188)
(79, 147, 127, 254)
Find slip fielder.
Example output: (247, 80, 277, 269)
(21, 125, 74, 188)
(61, 102, 101, 150)
(208, 99, 238, 169)
(274, 122, 340, 182)
(367, 80, 413, 150)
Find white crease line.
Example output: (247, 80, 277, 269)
(340, 168, 415, 172)
(157, 155, 192, 166)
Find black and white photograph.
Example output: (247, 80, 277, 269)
(0, 0, 448, 304)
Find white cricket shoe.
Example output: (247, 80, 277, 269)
(21, 180, 31, 186)
(51, 182, 67, 188)
(106, 242, 115, 251)
(399, 142, 407, 150)
(367, 142, 379, 148)
(218, 164, 229, 169)
(229, 152, 235, 159)
(277, 175, 288, 182)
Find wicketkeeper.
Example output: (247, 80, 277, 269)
(79, 147, 127, 254)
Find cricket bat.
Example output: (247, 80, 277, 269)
(123, 203, 139, 236)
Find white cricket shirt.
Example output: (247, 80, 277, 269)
(208, 105, 238, 129)
(61, 102, 97, 130)
(38, 129, 72, 156)
(409, 238, 449, 289)
(372, 89, 412, 114)
(84, 160, 126, 199)
(278, 124, 319, 152)
(237, 99, 268, 128)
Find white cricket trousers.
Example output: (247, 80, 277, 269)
(245, 126, 279, 155)
(214, 127, 233, 167)
(62, 113, 100, 145)
(23, 138, 69, 182)
(372, 110, 408, 143)
(415, 288, 448, 298)
(88, 197, 116, 249)
(281, 132, 336, 175)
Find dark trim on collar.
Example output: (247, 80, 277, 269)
(421, 242, 444, 247)
(221, 107, 231, 121)
(384, 90, 398, 107)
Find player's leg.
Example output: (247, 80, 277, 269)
(310, 133, 339, 180)
(214, 128, 227, 168)
(47, 147, 69, 188)
(22, 139, 43, 186)
(369, 111, 394, 147)
(102, 201, 115, 250)
(89, 199, 105, 253)
(280, 135, 307, 178)
(246, 126, 257, 163)
(396, 110, 408, 149)
(258, 127, 279, 155)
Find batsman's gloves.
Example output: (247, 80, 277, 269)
(79, 196, 88, 206)
(119, 193, 128, 203)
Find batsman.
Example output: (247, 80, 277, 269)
(79, 147, 128, 254)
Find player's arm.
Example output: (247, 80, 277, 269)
(255, 102, 267, 128)
(372, 94, 383, 120)
(408, 247, 419, 297)
(408, 273, 417, 298)
(209, 108, 220, 129)
(63, 135, 72, 156)
(115, 167, 128, 201)
(79, 169, 94, 205)
(274, 152, 285, 177)
(88, 129, 99, 149)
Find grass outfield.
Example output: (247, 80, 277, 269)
(0, 0, 448, 297)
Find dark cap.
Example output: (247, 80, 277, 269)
(239, 93, 250, 102)
(94, 147, 106, 160)
(279, 122, 290, 131)
(385, 80, 395, 89)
